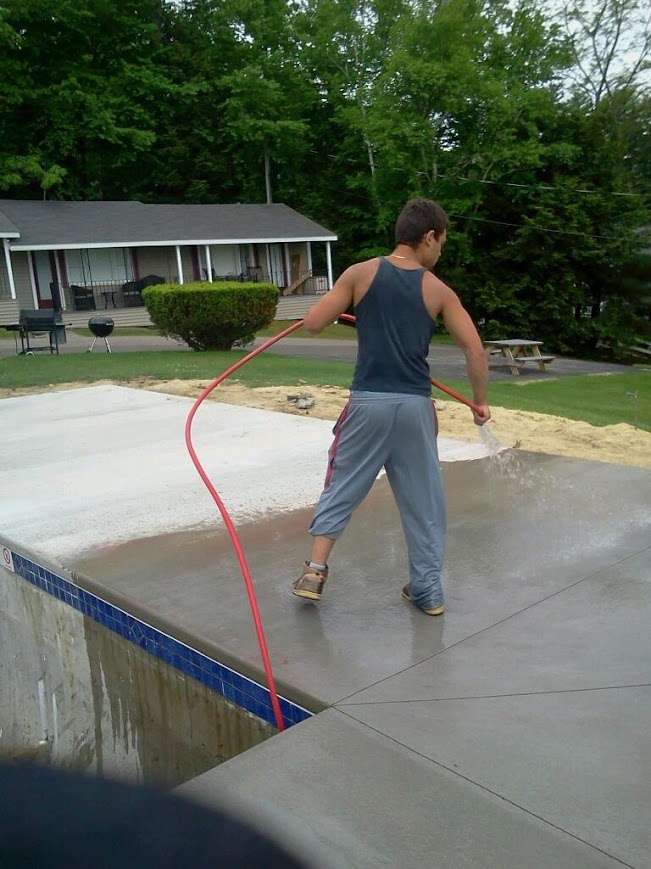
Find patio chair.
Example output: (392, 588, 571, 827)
(246, 265, 265, 282)
(121, 280, 144, 307)
(69, 284, 96, 311)
(121, 274, 164, 307)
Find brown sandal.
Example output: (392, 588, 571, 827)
(292, 562, 328, 601)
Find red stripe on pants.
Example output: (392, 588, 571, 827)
(324, 402, 351, 490)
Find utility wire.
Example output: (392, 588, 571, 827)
(291, 148, 650, 241)
(447, 212, 618, 240)
(305, 147, 650, 200)
(289, 174, 629, 241)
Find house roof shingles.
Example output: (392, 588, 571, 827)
(0, 209, 20, 237)
(0, 200, 337, 249)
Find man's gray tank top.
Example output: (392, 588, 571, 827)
(350, 257, 436, 397)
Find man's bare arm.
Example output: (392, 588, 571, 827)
(440, 287, 491, 424)
(302, 268, 355, 334)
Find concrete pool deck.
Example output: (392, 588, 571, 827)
(2, 386, 650, 868)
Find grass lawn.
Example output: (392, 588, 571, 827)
(0, 349, 648, 430)
(1, 321, 455, 344)
(256, 320, 456, 344)
(255, 320, 355, 340)
(488, 374, 648, 430)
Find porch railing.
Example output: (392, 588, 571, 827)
(282, 270, 328, 296)
(43, 269, 329, 313)
(61, 281, 126, 312)
(54, 279, 172, 312)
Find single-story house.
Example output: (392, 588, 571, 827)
(0, 200, 337, 327)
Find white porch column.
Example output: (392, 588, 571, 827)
(326, 241, 333, 289)
(3, 239, 17, 300)
(175, 245, 184, 284)
(54, 253, 66, 311)
(27, 251, 39, 307)
(204, 245, 213, 282)
(306, 241, 313, 274)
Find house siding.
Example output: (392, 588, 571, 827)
(135, 246, 175, 282)
(9, 253, 34, 310)
(0, 299, 20, 323)
(136, 245, 196, 284)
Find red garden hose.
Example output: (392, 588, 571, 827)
(184, 315, 480, 732)
(184, 321, 303, 731)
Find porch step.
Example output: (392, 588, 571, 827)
(62, 297, 319, 327)
(63, 308, 153, 329)
(276, 295, 321, 320)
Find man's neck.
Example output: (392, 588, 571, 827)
(388, 245, 423, 266)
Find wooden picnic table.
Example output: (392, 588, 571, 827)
(483, 339, 555, 375)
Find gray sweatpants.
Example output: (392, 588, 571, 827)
(309, 391, 446, 610)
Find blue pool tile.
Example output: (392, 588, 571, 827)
(248, 681, 271, 705)
(220, 668, 234, 687)
(130, 623, 145, 643)
(206, 673, 223, 693)
(6, 547, 312, 729)
(221, 682, 238, 704)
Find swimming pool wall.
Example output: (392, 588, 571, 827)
(1, 538, 311, 784)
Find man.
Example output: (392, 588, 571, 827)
(292, 198, 490, 616)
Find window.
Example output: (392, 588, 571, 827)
(66, 248, 131, 285)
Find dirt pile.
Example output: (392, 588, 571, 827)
(138, 379, 651, 469)
(3, 377, 647, 467)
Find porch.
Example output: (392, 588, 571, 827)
(0, 273, 328, 328)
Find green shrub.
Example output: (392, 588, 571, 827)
(142, 281, 279, 350)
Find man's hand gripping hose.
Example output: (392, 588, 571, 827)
(184, 317, 482, 731)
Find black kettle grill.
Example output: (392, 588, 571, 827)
(87, 316, 114, 353)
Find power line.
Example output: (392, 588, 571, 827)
(306, 148, 650, 201)
(416, 170, 648, 198)
(448, 212, 618, 240)
(291, 173, 628, 241)
(294, 149, 648, 240)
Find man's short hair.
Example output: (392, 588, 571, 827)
(395, 199, 449, 246)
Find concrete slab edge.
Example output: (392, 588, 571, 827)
(1, 535, 319, 731)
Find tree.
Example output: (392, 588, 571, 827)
(0, 0, 188, 199)
(561, 0, 651, 108)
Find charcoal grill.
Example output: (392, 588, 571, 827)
(87, 316, 114, 353)
(17, 309, 65, 355)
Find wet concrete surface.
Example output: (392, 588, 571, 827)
(181, 708, 630, 869)
(4, 385, 650, 867)
(74, 456, 650, 710)
(77, 452, 650, 867)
